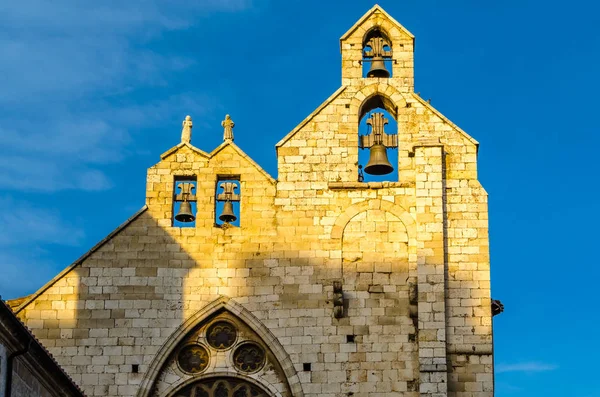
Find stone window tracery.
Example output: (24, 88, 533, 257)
(177, 344, 210, 374)
(156, 312, 293, 397)
(233, 343, 266, 373)
(172, 377, 269, 397)
(206, 320, 237, 350)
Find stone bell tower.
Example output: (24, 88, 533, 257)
(340, 5, 414, 89)
(276, 4, 497, 395)
(10, 5, 497, 397)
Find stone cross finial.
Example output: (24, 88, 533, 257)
(221, 114, 234, 141)
(181, 115, 193, 143)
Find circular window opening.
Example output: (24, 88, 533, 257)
(177, 344, 209, 374)
(233, 342, 266, 373)
(206, 321, 237, 350)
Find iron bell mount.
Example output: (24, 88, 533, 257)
(174, 182, 197, 223)
(216, 182, 240, 225)
(363, 34, 392, 78)
(359, 112, 398, 175)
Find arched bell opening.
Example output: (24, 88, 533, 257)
(358, 94, 398, 182)
(215, 177, 241, 227)
(359, 94, 398, 121)
(362, 27, 393, 78)
(173, 176, 197, 228)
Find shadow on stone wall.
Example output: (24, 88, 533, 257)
(17, 205, 421, 396)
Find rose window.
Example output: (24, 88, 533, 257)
(206, 321, 237, 350)
(177, 344, 209, 374)
(233, 343, 266, 373)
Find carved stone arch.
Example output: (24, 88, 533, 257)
(165, 372, 279, 397)
(137, 296, 303, 397)
(362, 25, 392, 48)
(351, 83, 408, 121)
(330, 199, 415, 243)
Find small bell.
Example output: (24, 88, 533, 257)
(175, 200, 195, 223)
(364, 35, 391, 78)
(367, 57, 390, 78)
(219, 200, 237, 223)
(364, 144, 393, 175)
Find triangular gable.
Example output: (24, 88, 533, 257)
(209, 141, 276, 185)
(13, 206, 148, 314)
(276, 86, 346, 148)
(160, 141, 210, 160)
(340, 4, 415, 44)
(410, 93, 479, 147)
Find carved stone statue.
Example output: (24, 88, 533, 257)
(181, 115, 193, 143)
(222, 114, 235, 141)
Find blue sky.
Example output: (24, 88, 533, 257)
(0, 0, 598, 395)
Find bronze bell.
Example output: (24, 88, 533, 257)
(175, 201, 195, 223)
(364, 144, 393, 175)
(367, 57, 390, 78)
(219, 200, 237, 223)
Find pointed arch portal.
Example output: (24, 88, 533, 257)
(137, 296, 302, 397)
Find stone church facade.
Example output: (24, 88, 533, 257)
(8, 5, 497, 397)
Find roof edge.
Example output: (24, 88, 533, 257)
(6, 295, 31, 309)
(0, 300, 86, 396)
(160, 142, 210, 160)
(209, 141, 277, 185)
(276, 86, 347, 148)
(411, 93, 479, 146)
(339, 4, 415, 45)
(14, 206, 149, 314)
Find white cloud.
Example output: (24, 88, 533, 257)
(495, 382, 522, 392)
(0, 0, 254, 193)
(0, 197, 85, 246)
(0, 198, 85, 299)
(0, 156, 113, 192)
(496, 362, 558, 373)
(0, 91, 216, 192)
(0, 0, 258, 299)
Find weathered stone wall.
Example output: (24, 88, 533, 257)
(340, 7, 414, 88)
(0, 343, 6, 397)
(13, 5, 494, 397)
(10, 357, 56, 397)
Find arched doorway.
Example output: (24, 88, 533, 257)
(171, 377, 271, 397)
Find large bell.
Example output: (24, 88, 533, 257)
(364, 144, 394, 175)
(219, 200, 237, 223)
(175, 201, 195, 223)
(367, 57, 390, 78)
